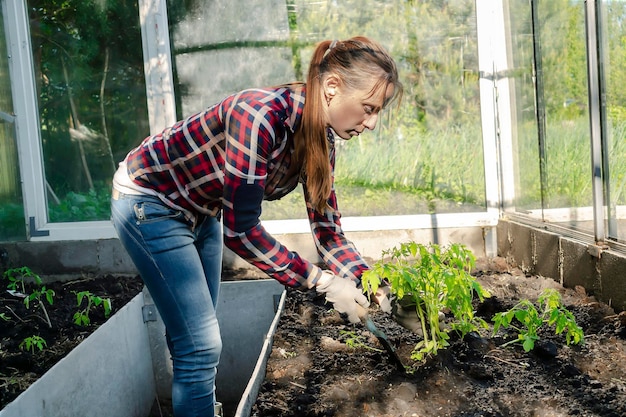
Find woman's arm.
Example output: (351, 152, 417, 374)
(221, 90, 324, 289)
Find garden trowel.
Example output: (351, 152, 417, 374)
(362, 315, 406, 372)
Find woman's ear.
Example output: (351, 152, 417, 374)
(323, 75, 340, 97)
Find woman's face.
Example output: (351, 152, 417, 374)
(323, 76, 395, 140)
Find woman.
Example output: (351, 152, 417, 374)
(111, 36, 402, 417)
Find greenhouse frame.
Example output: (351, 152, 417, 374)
(0, 0, 625, 308)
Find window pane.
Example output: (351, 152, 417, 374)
(166, 0, 486, 220)
(507, 0, 541, 213)
(604, 0, 626, 243)
(0, 7, 26, 241)
(27, 0, 149, 222)
(539, 1, 592, 221)
(507, 0, 594, 234)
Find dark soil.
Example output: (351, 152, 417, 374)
(252, 260, 626, 417)
(4, 260, 626, 417)
(0, 273, 144, 409)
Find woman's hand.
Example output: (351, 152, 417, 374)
(370, 284, 392, 313)
(316, 272, 369, 323)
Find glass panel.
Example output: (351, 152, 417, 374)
(166, 0, 486, 220)
(507, 0, 593, 234)
(27, 0, 149, 222)
(539, 0, 593, 231)
(506, 0, 541, 213)
(603, 0, 626, 243)
(0, 8, 27, 240)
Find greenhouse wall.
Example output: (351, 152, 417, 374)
(1, 0, 625, 327)
(498, 219, 626, 312)
(0, 225, 491, 279)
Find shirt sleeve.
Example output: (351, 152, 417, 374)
(304, 141, 370, 284)
(221, 92, 323, 289)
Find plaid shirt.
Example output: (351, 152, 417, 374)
(124, 85, 368, 288)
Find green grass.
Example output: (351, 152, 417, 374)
(335, 123, 486, 207)
(514, 117, 626, 209)
(2, 119, 624, 227)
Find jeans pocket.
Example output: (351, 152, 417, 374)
(133, 201, 184, 224)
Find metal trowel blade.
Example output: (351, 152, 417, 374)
(364, 316, 406, 372)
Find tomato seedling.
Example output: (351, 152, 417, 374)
(492, 288, 584, 352)
(362, 241, 490, 362)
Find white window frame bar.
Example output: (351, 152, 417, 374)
(474, 0, 513, 256)
(584, 0, 608, 245)
(13, 0, 499, 246)
(3, 0, 50, 238)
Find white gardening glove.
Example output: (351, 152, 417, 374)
(392, 297, 445, 336)
(392, 299, 424, 335)
(316, 271, 370, 323)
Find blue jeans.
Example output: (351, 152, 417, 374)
(111, 192, 223, 417)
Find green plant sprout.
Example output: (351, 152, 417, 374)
(73, 291, 112, 326)
(3, 266, 55, 328)
(340, 330, 383, 353)
(24, 286, 55, 329)
(19, 335, 47, 354)
(0, 313, 10, 322)
(362, 241, 491, 362)
(3, 266, 42, 293)
(492, 288, 584, 352)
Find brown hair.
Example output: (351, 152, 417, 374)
(295, 36, 403, 213)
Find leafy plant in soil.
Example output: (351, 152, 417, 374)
(72, 290, 112, 326)
(362, 242, 490, 362)
(493, 287, 585, 352)
(3, 267, 55, 329)
(340, 330, 383, 353)
(19, 335, 47, 355)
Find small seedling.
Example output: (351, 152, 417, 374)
(3, 266, 54, 328)
(3, 266, 42, 293)
(340, 330, 383, 352)
(362, 241, 490, 362)
(492, 288, 584, 352)
(19, 335, 47, 354)
(0, 313, 10, 322)
(24, 286, 55, 310)
(277, 347, 297, 358)
(73, 291, 112, 326)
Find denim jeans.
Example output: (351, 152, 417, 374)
(111, 192, 223, 417)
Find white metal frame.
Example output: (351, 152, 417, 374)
(3, 0, 49, 237)
(6, 0, 505, 255)
(584, 0, 608, 244)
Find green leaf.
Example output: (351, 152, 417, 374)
(103, 299, 112, 317)
(76, 291, 88, 306)
(522, 335, 536, 352)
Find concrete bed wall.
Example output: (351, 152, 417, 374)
(497, 219, 626, 312)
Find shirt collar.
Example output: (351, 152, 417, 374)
(285, 84, 305, 133)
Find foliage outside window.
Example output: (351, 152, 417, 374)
(28, 0, 149, 223)
(507, 0, 626, 223)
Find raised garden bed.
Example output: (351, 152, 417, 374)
(5, 257, 626, 417)
(0, 273, 144, 409)
(0, 269, 284, 417)
(251, 258, 626, 417)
